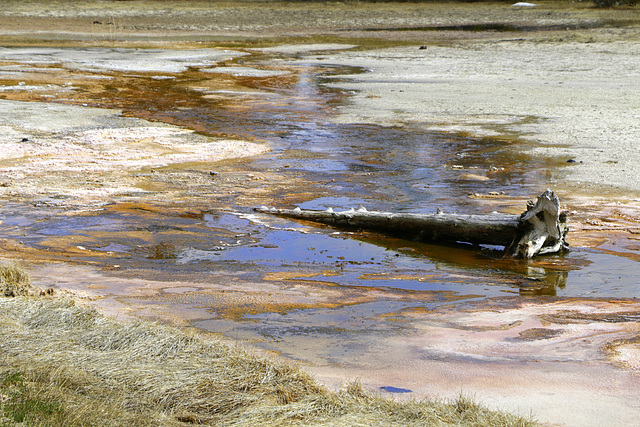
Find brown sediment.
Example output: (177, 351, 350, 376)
(564, 202, 640, 262)
(380, 296, 640, 368)
(129, 278, 470, 322)
(539, 309, 640, 325)
(0, 57, 343, 140)
(121, 289, 343, 322)
(382, 296, 640, 337)
(263, 271, 342, 281)
(514, 327, 563, 341)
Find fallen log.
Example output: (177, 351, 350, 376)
(255, 190, 569, 259)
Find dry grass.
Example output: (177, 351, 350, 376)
(0, 266, 537, 426)
(0, 264, 33, 297)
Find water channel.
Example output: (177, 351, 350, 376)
(1, 46, 639, 378)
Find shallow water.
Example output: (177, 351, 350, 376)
(2, 203, 637, 298)
(0, 46, 638, 366)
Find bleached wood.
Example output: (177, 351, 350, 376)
(256, 190, 568, 258)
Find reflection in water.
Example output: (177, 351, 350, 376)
(0, 202, 635, 301)
(353, 232, 572, 296)
(255, 123, 551, 214)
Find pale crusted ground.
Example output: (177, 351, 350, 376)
(0, 99, 267, 207)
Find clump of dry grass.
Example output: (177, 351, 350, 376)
(0, 263, 33, 297)
(0, 292, 537, 426)
(0, 263, 54, 298)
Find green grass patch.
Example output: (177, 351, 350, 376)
(1, 371, 63, 425)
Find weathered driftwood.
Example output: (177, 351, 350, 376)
(255, 190, 569, 259)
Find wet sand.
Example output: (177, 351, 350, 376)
(1, 2, 640, 426)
